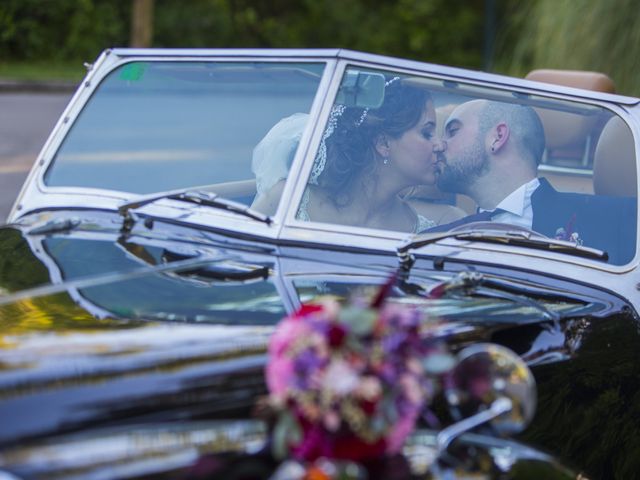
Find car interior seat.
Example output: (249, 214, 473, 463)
(526, 70, 615, 169)
(524, 69, 635, 196)
(593, 116, 637, 197)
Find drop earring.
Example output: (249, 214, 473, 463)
(383, 156, 390, 165)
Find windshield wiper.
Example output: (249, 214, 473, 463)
(118, 187, 272, 233)
(397, 227, 608, 270)
(424, 270, 564, 323)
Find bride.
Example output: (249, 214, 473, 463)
(252, 77, 462, 232)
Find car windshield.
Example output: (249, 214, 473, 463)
(45, 60, 325, 208)
(282, 65, 637, 265)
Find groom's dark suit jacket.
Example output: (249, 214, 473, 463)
(424, 178, 637, 265)
(531, 178, 636, 264)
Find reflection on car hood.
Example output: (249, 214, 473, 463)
(0, 319, 271, 445)
(0, 212, 634, 478)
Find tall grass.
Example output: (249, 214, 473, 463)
(495, 0, 640, 96)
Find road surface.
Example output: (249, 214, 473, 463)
(0, 91, 72, 222)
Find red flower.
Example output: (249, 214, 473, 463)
(327, 324, 347, 347)
(332, 435, 386, 461)
(297, 303, 324, 316)
(359, 398, 379, 415)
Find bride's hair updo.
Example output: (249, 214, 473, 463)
(318, 79, 433, 206)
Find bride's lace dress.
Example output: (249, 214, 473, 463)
(296, 188, 435, 233)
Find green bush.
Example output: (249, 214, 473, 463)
(153, 0, 486, 68)
(0, 0, 487, 69)
(0, 0, 129, 62)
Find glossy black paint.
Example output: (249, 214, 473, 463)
(0, 212, 637, 478)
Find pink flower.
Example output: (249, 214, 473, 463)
(323, 410, 340, 432)
(266, 358, 294, 397)
(323, 359, 359, 395)
(265, 291, 452, 462)
(266, 316, 310, 395)
(399, 374, 424, 405)
(386, 413, 417, 453)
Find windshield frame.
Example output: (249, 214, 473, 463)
(11, 50, 338, 241)
(278, 57, 640, 274)
(9, 49, 640, 276)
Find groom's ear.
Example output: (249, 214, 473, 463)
(374, 133, 391, 157)
(489, 123, 510, 153)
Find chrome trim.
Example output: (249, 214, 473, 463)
(282, 61, 349, 227)
(272, 58, 339, 237)
(110, 47, 344, 58)
(327, 49, 638, 104)
(538, 165, 593, 176)
(24, 233, 116, 319)
(8, 49, 113, 221)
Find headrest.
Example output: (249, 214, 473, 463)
(533, 109, 596, 150)
(525, 69, 616, 94)
(594, 116, 637, 197)
(526, 70, 616, 151)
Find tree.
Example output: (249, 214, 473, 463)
(130, 0, 154, 48)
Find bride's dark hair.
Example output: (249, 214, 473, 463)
(318, 79, 432, 206)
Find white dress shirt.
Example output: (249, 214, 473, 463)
(479, 178, 540, 229)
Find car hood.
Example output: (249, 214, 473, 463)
(0, 213, 634, 478)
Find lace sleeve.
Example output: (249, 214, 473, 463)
(406, 202, 435, 232)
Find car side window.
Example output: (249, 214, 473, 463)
(295, 68, 637, 265)
(44, 61, 325, 209)
(295, 67, 461, 234)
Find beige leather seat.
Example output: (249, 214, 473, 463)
(525, 70, 615, 169)
(526, 69, 636, 198)
(526, 69, 615, 93)
(594, 116, 637, 197)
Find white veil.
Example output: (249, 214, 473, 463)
(251, 112, 309, 199)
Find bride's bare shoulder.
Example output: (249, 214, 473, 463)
(305, 185, 341, 219)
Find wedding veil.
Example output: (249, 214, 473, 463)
(251, 112, 309, 202)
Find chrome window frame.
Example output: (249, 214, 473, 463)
(275, 52, 639, 278)
(8, 49, 640, 300)
(10, 49, 339, 242)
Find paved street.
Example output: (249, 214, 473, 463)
(0, 91, 72, 222)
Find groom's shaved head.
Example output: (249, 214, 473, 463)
(477, 101, 546, 169)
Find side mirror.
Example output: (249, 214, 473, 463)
(438, 343, 536, 452)
(335, 70, 386, 109)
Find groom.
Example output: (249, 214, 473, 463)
(426, 99, 636, 264)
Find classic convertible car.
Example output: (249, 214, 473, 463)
(0, 49, 638, 479)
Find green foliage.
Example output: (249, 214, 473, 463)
(4, 0, 639, 97)
(0, 60, 85, 81)
(0, 228, 49, 293)
(521, 314, 640, 479)
(495, 0, 640, 96)
(0, 0, 486, 69)
(0, 0, 129, 62)
(154, 0, 485, 68)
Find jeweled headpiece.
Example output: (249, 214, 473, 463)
(310, 76, 401, 184)
(354, 76, 401, 127)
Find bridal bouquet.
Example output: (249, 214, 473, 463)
(266, 294, 453, 463)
